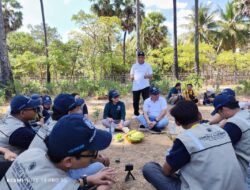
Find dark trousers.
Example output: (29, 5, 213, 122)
(143, 162, 181, 190)
(132, 86, 150, 115)
(0, 161, 12, 180)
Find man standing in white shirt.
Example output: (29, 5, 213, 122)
(130, 51, 153, 116)
(136, 87, 169, 133)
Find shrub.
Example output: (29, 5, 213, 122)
(236, 80, 250, 95)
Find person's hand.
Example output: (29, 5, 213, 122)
(148, 121, 156, 129)
(95, 154, 110, 166)
(4, 149, 17, 161)
(87, 167, 116, 186)
(144, 73, 150, 79)
(130, 74, 134, 81)
(117, 121, 124, 130)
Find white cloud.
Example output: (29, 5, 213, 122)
(141, 0, 187, 10)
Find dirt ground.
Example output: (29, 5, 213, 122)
(86, 96, 216, 190)
(0, 94, 249, 190)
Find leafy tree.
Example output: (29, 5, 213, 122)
(2, 0, 22, 34)
(217, 1, 250, 53)
(28, 24, 61, 44)
(141, 12, 168, 50)
(181, 2, 218, 45)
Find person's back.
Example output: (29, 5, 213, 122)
(177, 123, 244, 190)
(142, 100, 245, 190)
(0, 148, 80, 190)
(227, 109, 250, 176)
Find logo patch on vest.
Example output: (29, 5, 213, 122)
(28, 162, 36, 171)
(199, 131, 226, 141)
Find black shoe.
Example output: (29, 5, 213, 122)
(139, 125, 146, 129)
(134, 112, 140, 116)
(150, 127, 162, 133)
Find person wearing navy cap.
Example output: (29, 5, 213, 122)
(71, 93, 89, 118)
(30, 93, 109, 181)
(41, 95, 52, 123)
(130, 51, 153, 116)
(0, 95, 40, 160)
(212, 94, 250, 180)
(143, 100, 244, 190)
(136, 86, 168, 133)
(0, 114, 115, 190)
(29, 93, 85, 151)
(102, 90, 130, 133)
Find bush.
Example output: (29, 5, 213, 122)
(235, 80, 250, 95)
(182, 74, 204, 90)
(0, 89, 5, 106)
(13, 79, 132, 98)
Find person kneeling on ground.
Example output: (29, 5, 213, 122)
(167, 82, 182, 105)
(102, 90, 130, 133)
(142, 100, 245, 190)
(183, 84, 199, 104)
(0, 114, 115, 190)
(136, 86, 168, 133)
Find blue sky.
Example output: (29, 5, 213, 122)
(18, 0, 229, 42)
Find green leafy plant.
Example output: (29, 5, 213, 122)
(236, 80, 250, 95)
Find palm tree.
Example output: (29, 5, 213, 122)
(141, 12, 168, 50)
(173, 0, 179, 79)
(216, 1, 250, 53)
(0, 0, 15, 97)
(2, 0, 22, 34)
(181, 2, 218, 45)
(194, 0, 199, 74)
(40, 0, 50, 83)
(90, 0, 114, 16)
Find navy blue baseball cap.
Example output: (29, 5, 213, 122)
(221, 88, 235, 97)
(108, 90, 120, 99)
(211, 94, 237, 115)
(47, 114, 112, 157)
(11, 95, 41, 114)
(53, 93, 84, 114)
(137, 51, 145, 57)
(150, 86, 160, 95)
(42, 95, 52, 105)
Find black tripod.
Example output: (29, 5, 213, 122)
(125, 170, 135, 182)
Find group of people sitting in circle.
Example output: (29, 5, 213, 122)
(0, 83, 249, 190)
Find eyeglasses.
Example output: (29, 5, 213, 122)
(77, 151, 98, 159)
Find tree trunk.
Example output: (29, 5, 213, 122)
(136, 0, 140, 56)
(123, 30, 127, 66)
(40, 0, 50, 83)
(194, 0, 200, 75)
(173, 0, 179, 80)
(0, 0, 14, 98)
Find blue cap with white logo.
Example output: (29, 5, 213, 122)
(150, 86, 160, 95)
(47, 114, 112, 157)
